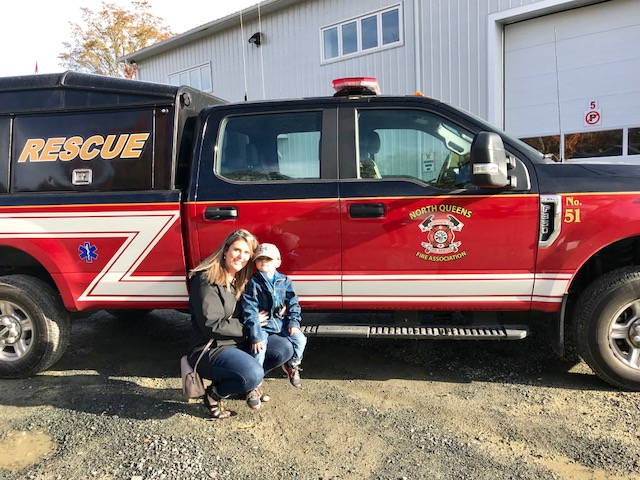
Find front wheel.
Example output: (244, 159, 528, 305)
(573, 267, 640, 390)
(0, 275, 71, 378)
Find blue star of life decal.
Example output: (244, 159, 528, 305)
(78, 241, 99, 263)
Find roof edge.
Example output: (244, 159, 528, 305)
(121, 0, 303, 64)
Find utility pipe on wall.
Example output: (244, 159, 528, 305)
(414, 0, 423, 93)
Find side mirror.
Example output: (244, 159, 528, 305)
(470, 132, 516, 189)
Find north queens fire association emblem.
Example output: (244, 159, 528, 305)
(419, 214, 464, 254)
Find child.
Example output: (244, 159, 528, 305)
(242, 242, 306, 388)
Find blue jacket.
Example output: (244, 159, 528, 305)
(241, 270, 302, 344)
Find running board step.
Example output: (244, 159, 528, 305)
(300, 325, 528, 340)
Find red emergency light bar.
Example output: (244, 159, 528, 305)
(332, 77, 381, 97)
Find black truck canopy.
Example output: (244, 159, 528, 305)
(0, 71, 198, 113)
(0, 70, 226, 114)
(0, 71, 225, 192)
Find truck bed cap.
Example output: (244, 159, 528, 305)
(0, 71, 182, 114)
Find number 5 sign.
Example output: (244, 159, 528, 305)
(584, 99, 601, 126)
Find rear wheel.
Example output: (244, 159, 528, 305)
(573, 267, 640, 390)
(0, 275, 71, 378)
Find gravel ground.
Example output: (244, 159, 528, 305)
(1, 309, 639, 480)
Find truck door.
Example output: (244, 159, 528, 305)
(338, 106, 541, 311)
(187, 105, 342, 309)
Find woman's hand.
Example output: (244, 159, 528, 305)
(251, 341, 265, 353)
(289, 326, 300, 336)
(258, 311, 269, 327)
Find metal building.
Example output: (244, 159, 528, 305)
(123, 0, 640, 162)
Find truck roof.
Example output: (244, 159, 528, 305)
(0, 71, 220, 114)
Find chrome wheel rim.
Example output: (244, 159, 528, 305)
(608, 299, 640, 370)
(0, 300, 34, 362)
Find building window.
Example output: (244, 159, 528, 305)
(520, 135, 560, 160)
(629, 128, 640, 156)
(342, 22, 357, 55)
(522, 130, 630, 160)
(323, 27, 339, 59)
(361, 15, 378, 50)
(564, 130, 623, 159)
(168, 64, 212, 92)
(321, 5, 402, 62)
(382, 8, 400, 44)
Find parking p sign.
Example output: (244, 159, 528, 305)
(584, 99, 601, 127)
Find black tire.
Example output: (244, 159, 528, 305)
(0, 275, 71, 378)
(573, 267, 640, 391)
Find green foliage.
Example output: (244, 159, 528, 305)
(59, 0, 173, 78)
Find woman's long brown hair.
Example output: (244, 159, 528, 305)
(189, 229, 258, 299)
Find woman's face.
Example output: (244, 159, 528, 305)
(224, 239, 252, 275)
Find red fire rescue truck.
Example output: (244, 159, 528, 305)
(1, 72, 640, 391)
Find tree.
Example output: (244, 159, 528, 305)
(59, 1, 173, 78)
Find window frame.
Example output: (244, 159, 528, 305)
(214, 109, 325, 183)
(343, 104, 532, 192)
(353, 107, 475, 189)
(628, 126, 640, 156)
(168, 63, 212, 92)
(320, 4, 403, 63)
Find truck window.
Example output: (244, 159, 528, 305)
(356, 109, 474, 190)
(216, 111, 322, 182)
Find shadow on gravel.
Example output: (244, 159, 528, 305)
(0, 309, 615, 418)
(0, 374, 186, 420)
(0, 310, 192, 420)
(300, 334, 611, 392)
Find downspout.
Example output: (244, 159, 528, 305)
(414, 0, 422, 93)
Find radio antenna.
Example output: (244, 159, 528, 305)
(240, 10, 249, 101)
(553, 27, 564, 162)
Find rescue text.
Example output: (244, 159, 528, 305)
(17, 133, 151, 162)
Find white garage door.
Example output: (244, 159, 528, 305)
(504, 0, 640, 161)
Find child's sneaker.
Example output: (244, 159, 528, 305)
(282, 362, 302, 388)
(246, 388, 262, 410)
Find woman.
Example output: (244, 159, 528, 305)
(187, 229, 294, 418)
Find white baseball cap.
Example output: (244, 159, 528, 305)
(255, 243, 281, 260)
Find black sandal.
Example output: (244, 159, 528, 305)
(204, 385, 231, 419)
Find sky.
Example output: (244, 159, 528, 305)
(0, 0, 261, 77)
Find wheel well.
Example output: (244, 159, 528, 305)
(0, 246, 55, 287)
(570, 237, 640, 295)
(555, 237, 640, 355)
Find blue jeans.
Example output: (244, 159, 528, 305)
(252, 331, 306, 367)
(194, 336, 293, 397)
